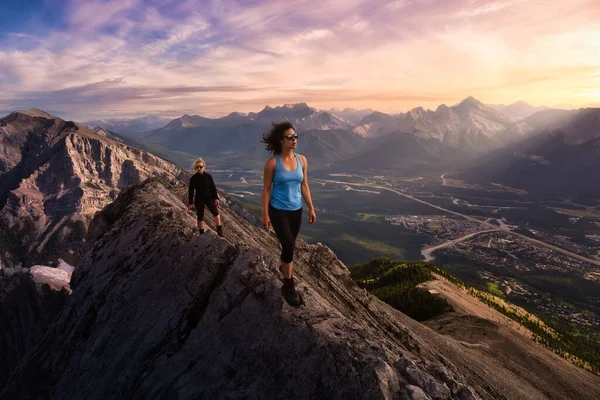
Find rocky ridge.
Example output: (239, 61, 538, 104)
(2, 178, 600, 399)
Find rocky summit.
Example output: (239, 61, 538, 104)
(2, 178, 600, 400)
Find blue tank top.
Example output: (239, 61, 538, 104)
(270, 153, 304, 211)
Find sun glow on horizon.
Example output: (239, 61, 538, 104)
(0, 0, 598, 120)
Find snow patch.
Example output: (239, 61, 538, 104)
(29, 265, 72, 293)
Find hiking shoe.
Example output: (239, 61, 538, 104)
(198, 228, 205, 235)
(217, 225, 224, 237)
(282, 277, 302, 307)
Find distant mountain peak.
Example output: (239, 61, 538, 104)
(13, 108, 59, 120)
(489, 101, 551, 122)
(456, 96, 484, 108)
(81, 114, 171, 134)
(251, 103, 315, 121)
(370, 111, 392, 117)
(260, 103, 312, 113)
(226, 112, 246, 117)
(511, 100, 532, 107)
(282, 102, 309, 109)
(407, 106, 426, 118)
(221, 112, 250, 122)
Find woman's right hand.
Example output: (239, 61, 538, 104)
(262, 215, 270, 230)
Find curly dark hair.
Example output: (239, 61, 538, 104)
(261, 121, 295, 155)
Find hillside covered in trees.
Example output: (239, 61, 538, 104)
(349, 258, 451, 321)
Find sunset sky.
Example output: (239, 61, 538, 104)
(0, 0, 599, 120)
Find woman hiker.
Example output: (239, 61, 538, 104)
(188, 157, 224, 237)
(261, 122, 316, 307)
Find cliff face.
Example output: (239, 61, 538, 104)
(3, 178, 599, 400)
(0, 109, 187, 268)
(0, 266, 71, 386)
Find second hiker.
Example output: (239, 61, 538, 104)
(188, 157, 224, 237)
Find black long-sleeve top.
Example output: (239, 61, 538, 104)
(188, 172, 218, 204)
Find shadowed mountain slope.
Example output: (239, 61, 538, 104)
(2, 178, 600, 399)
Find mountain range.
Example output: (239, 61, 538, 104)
(450, 107, 600, 198)
(352, 96, 520, 152)
(488, 101, 549, 122)
(80, 98, 599, 197)
(86, 98, 533, 172)
(83, 115, 172, 134)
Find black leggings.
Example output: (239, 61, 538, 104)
(269, 203, 302, 263)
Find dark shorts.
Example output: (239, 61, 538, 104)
(195, 200, 219, 221)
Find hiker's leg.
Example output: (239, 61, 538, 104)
(206, 200, 223, 236)
(207, 200, 222, 226)
(195, 203, 205, 231)
(289, 207, 303, 241)
(282, 208, 303, 277)
(269, 205, 295, 279)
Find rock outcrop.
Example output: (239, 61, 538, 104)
(0, 109, 187, 268)
(2, 178, 599, 399)
(0, 266, 71, 387)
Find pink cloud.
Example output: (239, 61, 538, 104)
(1, 0, 599, 119)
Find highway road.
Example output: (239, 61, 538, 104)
(316, 179, 600, 267)
(421, 229, 499, 261)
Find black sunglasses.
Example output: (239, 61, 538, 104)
(196, 165, 204, 169)
(284, 134, 299, 140)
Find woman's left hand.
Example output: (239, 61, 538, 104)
(309, 209, 316, 224)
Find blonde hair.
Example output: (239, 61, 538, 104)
(192, 157, 205, 170)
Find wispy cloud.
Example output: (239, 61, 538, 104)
(454, 1, 511, 17)
(0, 0, 599, 119)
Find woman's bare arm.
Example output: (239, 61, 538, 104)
(300, 155, 316, 224)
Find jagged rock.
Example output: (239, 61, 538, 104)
(457, 386, 480, 400)
(399, 385, 433, 400)
(2, 178, 600, 400)
(0, 266, 70, 387)
(397, 357, 452, 400)
(0, 109, 187, 267)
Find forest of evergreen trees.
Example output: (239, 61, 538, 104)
(349, 257, 451, 321)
